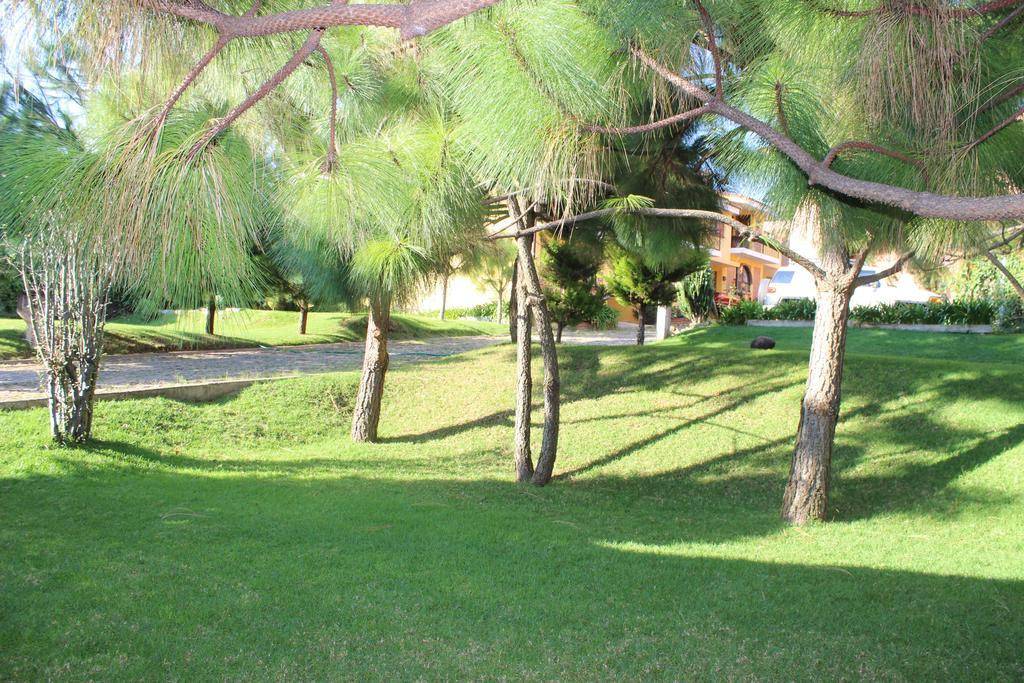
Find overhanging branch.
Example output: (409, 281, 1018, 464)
(854, 251, 915, 286)
(623, 46, 1024, 221)
(139, 0, 504, 40)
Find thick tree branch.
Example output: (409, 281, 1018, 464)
(139, 0, 503, 41)
(627, 46, 1024, 221)
(823, 140, 930, 187)
(849, 244, 872, 282)
(985, 251, 1024, 298)
(153, 35, 229, 131)
(855, 251, 915, 286)
(188, 29, 326, 158)
(150, 0, 263, 135)
(741, 232, 828, 280)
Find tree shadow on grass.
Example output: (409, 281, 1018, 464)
(1, 462, 1021, 680)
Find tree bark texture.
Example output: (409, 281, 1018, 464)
(515, 233, 560, 486)
(439, 274, 449, 320)
(508, 255, 519, 343)
(16, 292, 37, 349)
(513, 245, 534, 483)
(782, 282, 853, 523)
(205, 295, 217, 336)
(351, 298, 391, 443)
(635, 306, 646, 346)
(298, 305, 309, 335)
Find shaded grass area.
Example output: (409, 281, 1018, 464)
(1, 333, 1022, 679)
(0, 310, 505, 360)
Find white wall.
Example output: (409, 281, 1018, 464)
(415, 275, 500, 314)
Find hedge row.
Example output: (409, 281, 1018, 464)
(720, 298, 1024, 332)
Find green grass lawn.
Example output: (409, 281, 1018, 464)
(0, 310, 505, 360)
(1, 327, 1022, 679)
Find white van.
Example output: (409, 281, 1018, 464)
(763, 266, 939, 308)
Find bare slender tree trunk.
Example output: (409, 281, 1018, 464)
(205, 295, 216, 336)
(509, 256, 519, 343)
(19, 234, 114, 444)
(515, 233, 560, 486)
(986, 251, 1024, 299)
(556, 321, 565, 344)
(513, 245, 534, 482)
(635, 306, 646, 345)
(16, 292, 37, 349)
(298, 304, 309, 335)
(496, 288, 504, 324)
(782, 282, 853, 523)
(351, 299, 391, 443)
(439, 274, 449, 320)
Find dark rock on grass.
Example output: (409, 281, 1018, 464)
(751, 336, 776, 350)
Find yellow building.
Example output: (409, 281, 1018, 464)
(709, 193, 785, 303)
(607, 192, 786, 324)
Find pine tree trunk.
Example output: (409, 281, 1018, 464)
(351, 299, 391, 443)
(496, 290, 503, 324)
(513, 246, 534, 483)
(636, 306, 646, 345)
(509, 256, 519, 343)
(439, 275, 449, 320)
(782, 283, 853, 524)
(298, 305, 309, 335)
(515, 234, 560, 486)
(205, 295, 216, 336)
(556, 321, 565, 344)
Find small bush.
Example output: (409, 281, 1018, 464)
(719, 300, 765, 325)
(0, 257, 21, 316)
(591, 303, 621, 330)
(466, 302, 498, 320)
(766, 298, 816, 321)
(993, 298, 1024, 333)
(679, 267, 718, 323)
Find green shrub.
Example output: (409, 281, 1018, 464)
(851, 301, 996, 326)
(766, 298, 816, 321)
(993, 298, 1024, 333)
(0, 257, 20, 316)
(591, 303, 621, 330)
(679, 267, 718, 323)
(719, 300, 765, 325)
(467, 302, 498, 319)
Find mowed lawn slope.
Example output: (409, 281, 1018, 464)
(1, 328, 1022, 679)
(0, 310, 504, 360)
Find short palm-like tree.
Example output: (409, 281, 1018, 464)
(347, 238, 431, 442)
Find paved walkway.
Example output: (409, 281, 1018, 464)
(0, 328, 639, 403)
